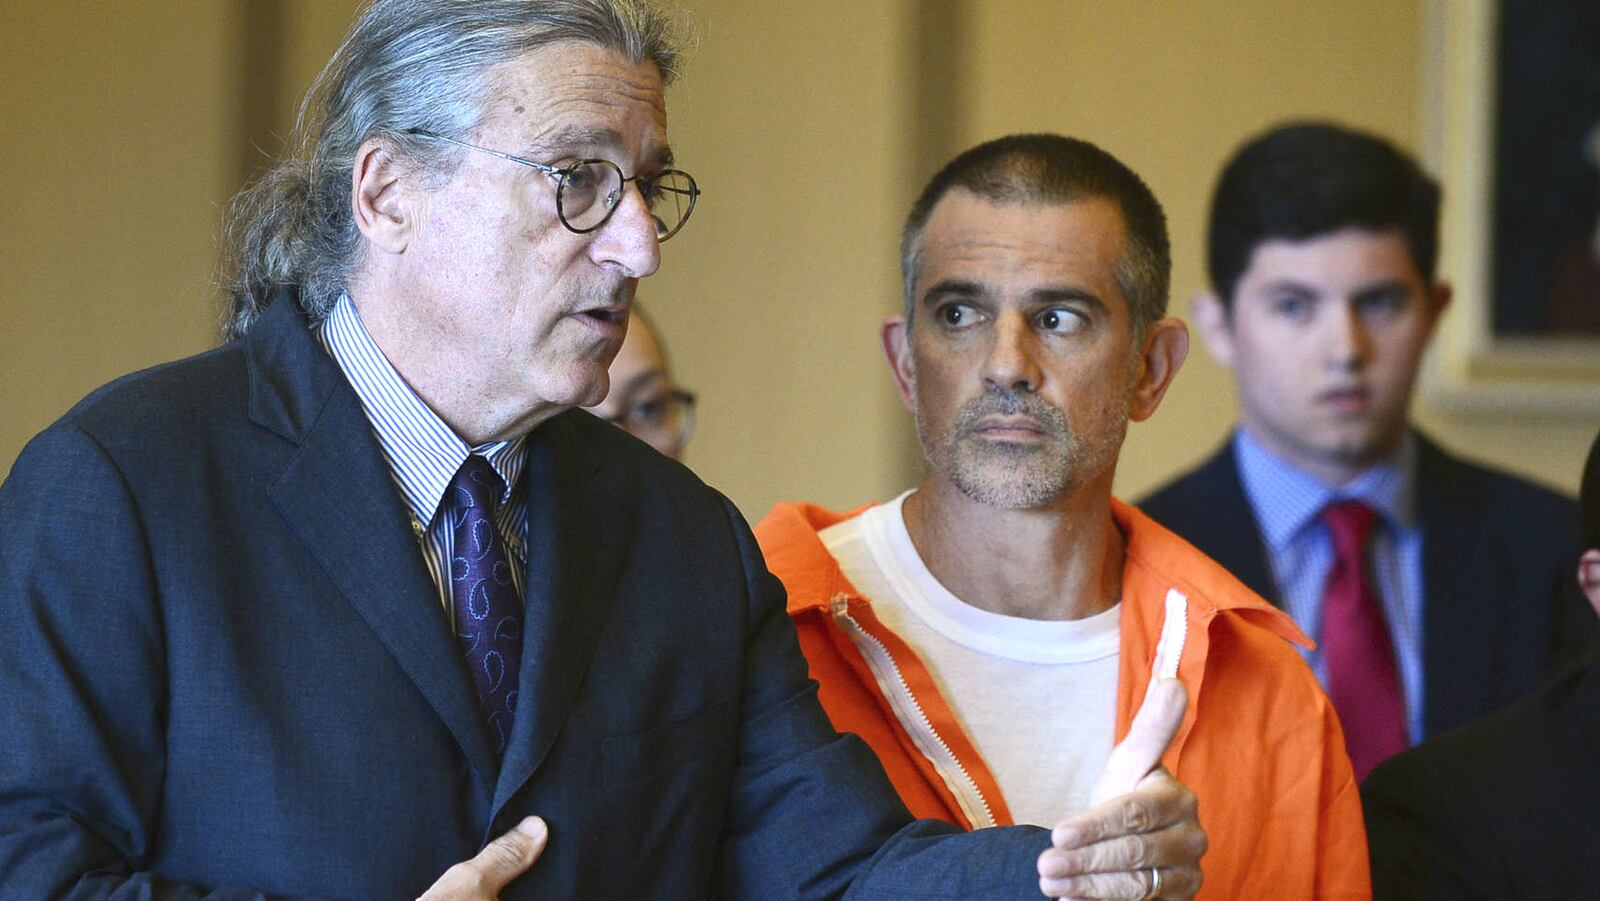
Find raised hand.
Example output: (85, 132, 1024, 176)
(1037, 679, 1207, 900)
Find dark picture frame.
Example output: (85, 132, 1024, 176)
(1423, 0, 1600, 413)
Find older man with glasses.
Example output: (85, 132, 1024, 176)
(0, 2, 1202, 900)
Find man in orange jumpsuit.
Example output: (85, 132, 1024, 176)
(756, 134, 1370, 901)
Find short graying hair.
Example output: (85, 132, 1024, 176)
(899, 134, 1170, 341)
(220, 0, 685, 339)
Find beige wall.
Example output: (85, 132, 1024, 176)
(640, 0, 917, 518)
(1, 3, 237, 472)
(3, 1, 1592, 519)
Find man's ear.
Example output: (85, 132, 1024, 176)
(1189, 292, 1236, 368)
(880, 315, 917, 415)
(1425, 280, 1453, 333)
(1432, 280, 1453, 313)
(351, 137, 417, 255)
(1128, 317, 1189, 423)
(1578, 548, 1600, 618)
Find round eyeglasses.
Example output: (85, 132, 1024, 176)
(407, 129, 700, 241)
(603, 388, 696, 458)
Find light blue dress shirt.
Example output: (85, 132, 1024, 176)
(315, 293, 529, 619)
(1233, 429, 1426, 743)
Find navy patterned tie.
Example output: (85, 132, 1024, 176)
(448, 455, 523, 755)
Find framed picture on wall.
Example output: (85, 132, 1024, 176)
(1422, 0, 1600, 413)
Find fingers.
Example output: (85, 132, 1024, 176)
(1036, 860, 1204, 900)
(1039, 680, 1198, 900)
(1091, 678, 1187, 805)
(1040, 793, 1206, 868)
(474, 817, 549, 890)
(1040, 772, 1206, 901)
(417, 816, 548, 901)
(1054, 770, 1193, 849)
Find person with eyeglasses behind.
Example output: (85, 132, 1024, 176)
(585, 304, 696, 459)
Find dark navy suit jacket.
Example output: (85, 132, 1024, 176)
(0, 295, 1049, 900)
(1362, 642, 1600, 900)
(1139, 436, 1595, 739)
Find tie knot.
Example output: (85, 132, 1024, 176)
(1321, 499, 1377, 559)
(449, 454, 507, 513)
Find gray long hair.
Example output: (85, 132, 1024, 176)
(219, 0, 683, 340)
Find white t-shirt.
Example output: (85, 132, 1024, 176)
(818, 491, 1119, 825)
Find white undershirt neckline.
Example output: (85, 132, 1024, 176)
(852, 491, 1122, 664)
(819, 491, 1121, 824)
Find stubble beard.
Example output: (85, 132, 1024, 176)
(917, 386, 1131, 510)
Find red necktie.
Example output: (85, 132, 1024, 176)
(1319, 500, 1408, 781)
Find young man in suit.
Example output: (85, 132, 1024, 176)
(1140, 121, 1595, 781)
(1361, 428, 1600, 900)
(756, 133, 1368, 901)
(0, 2, 1202, 899)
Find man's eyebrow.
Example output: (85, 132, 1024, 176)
(1258, 278, 1320, 296)
(920, 280, 1108, 312)
(1352, 279, 1411, 299)
(616, 368, 667, 400)
(920, 278, 987, 306)
(526, 125, 674, 168)
(1029, 286, 1106, 312)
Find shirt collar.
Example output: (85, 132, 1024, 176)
(314, 292, 525, 531)
(1234, 428, 1416, 551)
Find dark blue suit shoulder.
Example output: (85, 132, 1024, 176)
(54, 341, 250, 447)
(1448, 453, 1577, 514)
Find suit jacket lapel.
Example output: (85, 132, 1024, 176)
(493, 413, 633, 814)
(1205, 443, 1280, 604)
(1416, 435, 1498, 736)
(1565, 651, 1600, 836)
(249, 294, 499, 794)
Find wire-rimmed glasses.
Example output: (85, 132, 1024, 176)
(406, 129, 699, 241)
(603, 388, 696, 458)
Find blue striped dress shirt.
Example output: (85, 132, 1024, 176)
(314, 293, 528, 619)
(1233, 428, 1425, 743)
